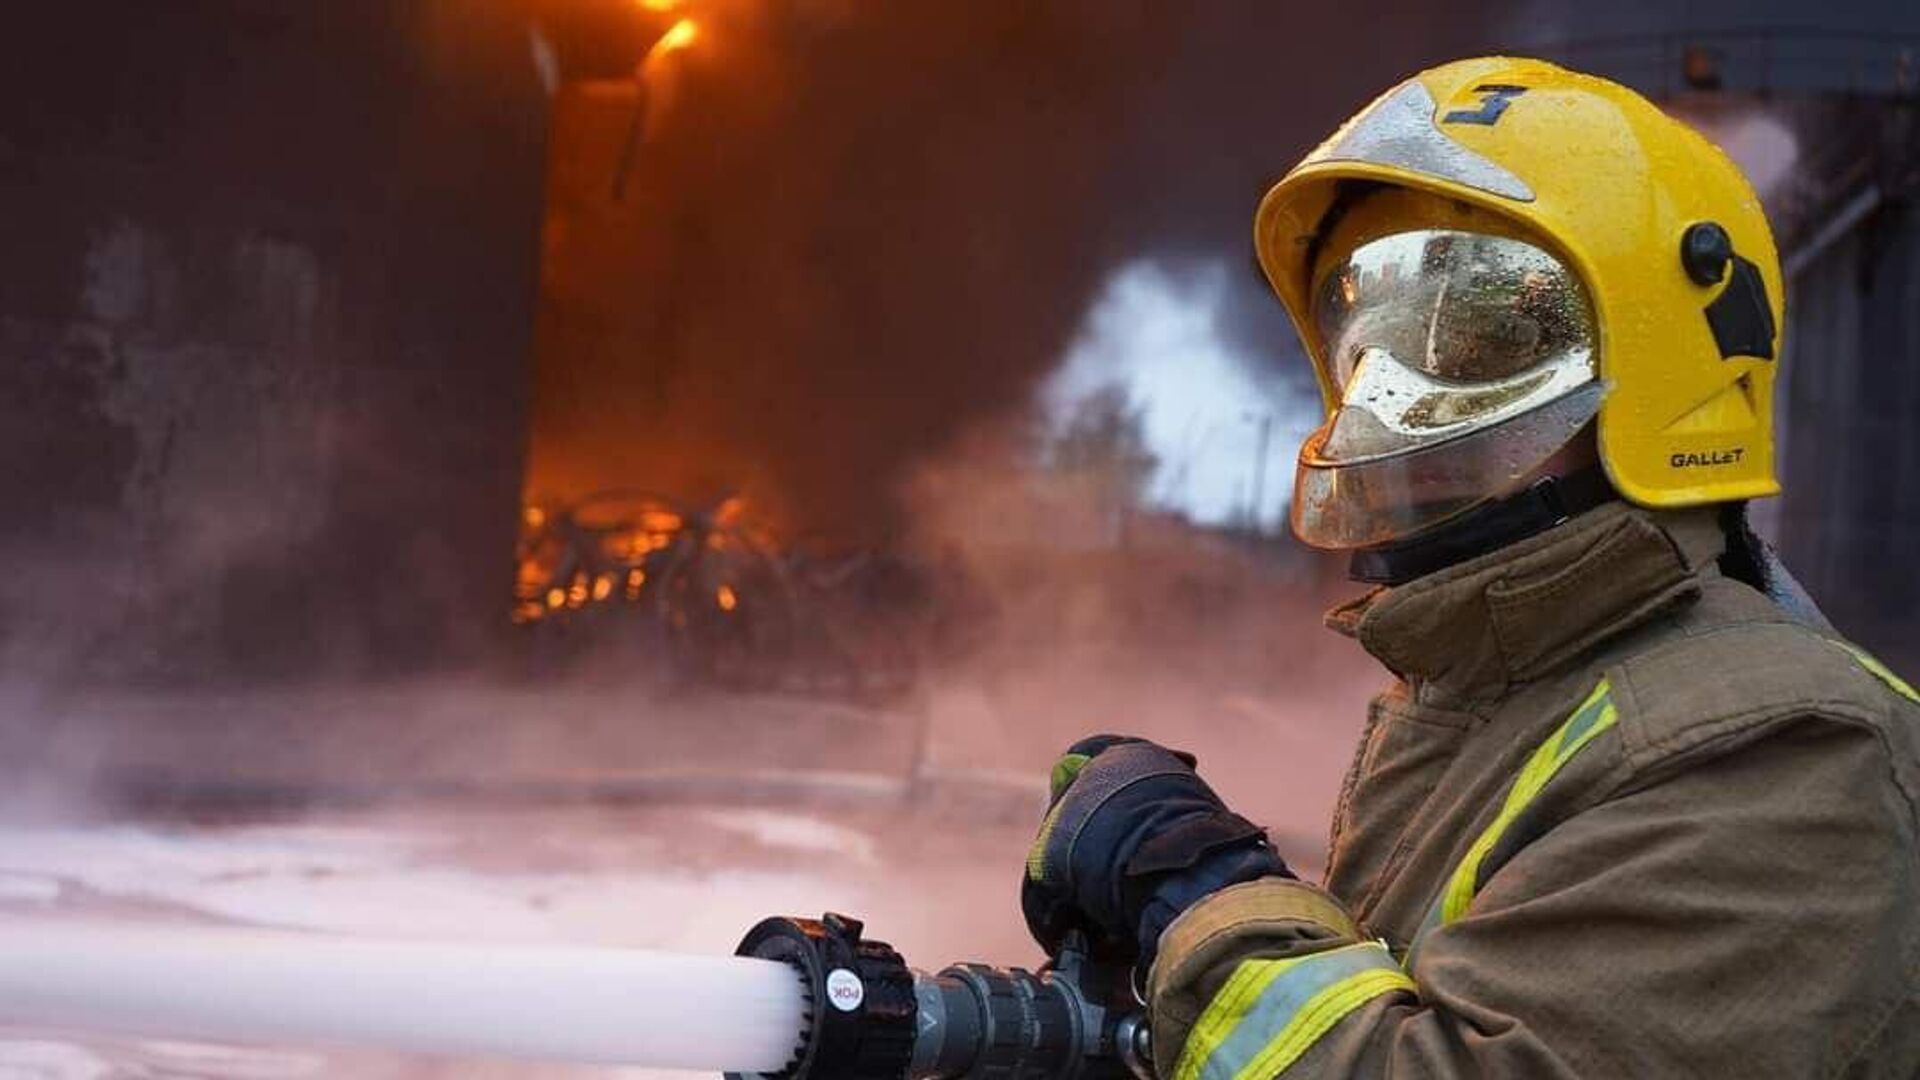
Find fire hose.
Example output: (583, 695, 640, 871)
(0, 913, 1153, 1079)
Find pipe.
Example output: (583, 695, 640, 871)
(0, 919, 805, 1072)
(1785, 183, 1882, 281)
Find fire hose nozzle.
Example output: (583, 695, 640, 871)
(729, 913, 1153, 1080)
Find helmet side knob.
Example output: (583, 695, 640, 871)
(1681, 222, 1734, 285)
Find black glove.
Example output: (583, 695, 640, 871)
(1021, 734, 1293, 970)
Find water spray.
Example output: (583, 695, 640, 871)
(0, 913, 1152, 1079)
(0, 920, 806, 1071)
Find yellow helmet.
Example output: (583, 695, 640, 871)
(1257, 56, 1784, 545)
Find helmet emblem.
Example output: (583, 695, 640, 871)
(1442, 84, 1529, 126)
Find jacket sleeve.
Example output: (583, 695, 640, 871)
(1145, 718, 1918, 1079)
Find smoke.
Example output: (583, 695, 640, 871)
(510, 0, 1508, 852)
(525, 1, 1493, 544)
(0, 0, 1508, 869)
(1043, 257, 1321, 527)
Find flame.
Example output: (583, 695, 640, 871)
(638, 509, 683, 533)
(512, 496, 780, 624)
(647, 18, 699, 62)
(636, 0, 682, 11)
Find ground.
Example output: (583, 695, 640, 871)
(0, 796, 1041, 1079)
(0, 637, 1373, 1078)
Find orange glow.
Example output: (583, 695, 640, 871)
(636, 0, 682, 10)
(716, 584, 738, 611)
(546, 587, 566, 609)
(647, 18, 698, 61)
(638, 509, 683, 533)
(592, 575, 614, 601)
(523, 506, 546, 529)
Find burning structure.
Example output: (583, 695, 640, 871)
(510, 490, 949, 698)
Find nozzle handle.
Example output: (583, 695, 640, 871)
(727, 914, 915, 1080)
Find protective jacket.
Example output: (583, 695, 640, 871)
(1147, 502, 1920, 1078)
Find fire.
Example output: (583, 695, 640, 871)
(506, 491, 935, 701)
(512, 493, 732, 626)
(648, 18, 698, 61)
(638, 509, 683, 534)
(635, 0, 682, 11)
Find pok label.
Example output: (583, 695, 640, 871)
(826, 969, 865, 1012)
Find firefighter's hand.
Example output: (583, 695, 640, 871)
(1021, 735, 1292, 970)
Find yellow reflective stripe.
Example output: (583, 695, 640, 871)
(1173, 943, 1414, 1080)
(1236, 968, 1416, 1079)
(1175, 959, 1276, 1080)
(1832, 640, 1920, 704)
(1049, 752, 1094, 799)
(1438, 679, 1617, 925)
(1026, 796, 1069, 882)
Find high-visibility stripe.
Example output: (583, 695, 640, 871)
(1050, 752, 1094, 799)
(1174, 942, 1415, 1080)
(1026, 797, 1069, 882)
(1403, 683, 1617, 970)
(1397, 676, 1620, 960)
(1436, 679, 1617, 925)
(1831, 640, 1920, 704)
(1401, 643, 1915, 969)
(1397, 679, 1617, 948)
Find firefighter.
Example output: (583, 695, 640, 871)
(1023, 57, 1920, 1077)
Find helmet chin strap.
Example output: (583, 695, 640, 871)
(1347, 466, 1617, 586)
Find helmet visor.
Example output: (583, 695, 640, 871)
(1292, 381, 1605, 549)
(1292, 228, 1602, 549)
(1315, 229, 1594, 391)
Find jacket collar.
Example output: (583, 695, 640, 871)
(1326, 502, 1727, 706)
